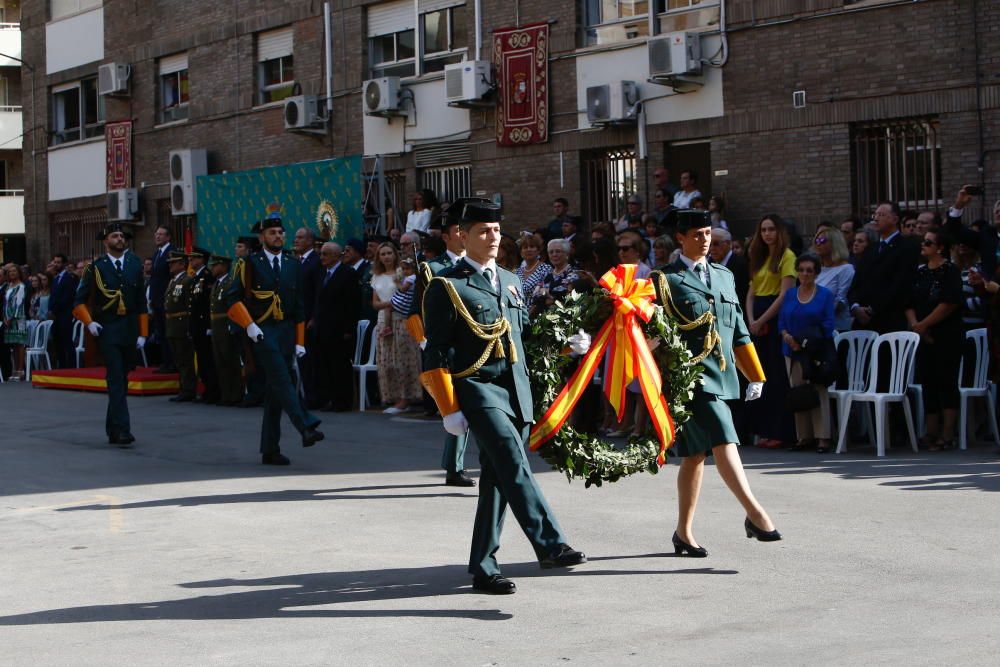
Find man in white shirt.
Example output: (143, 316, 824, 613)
(672, 170, 703, 209)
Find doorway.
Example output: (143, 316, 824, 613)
(664, 140, 712, 203)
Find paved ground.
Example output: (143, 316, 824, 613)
(2, 381, 999, 666)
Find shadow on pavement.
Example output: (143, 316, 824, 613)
(56, 484, 477, 512)
(0, 557, 733, 626)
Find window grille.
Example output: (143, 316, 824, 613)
(582, 148, 637, 225)
(421, 164, 471, 206)
(851, 118, 942, 218)
(50, 208, 107, 262)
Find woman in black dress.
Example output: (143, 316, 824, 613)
(906, 229, 963, 451)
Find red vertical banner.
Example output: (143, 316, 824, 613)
(493, 23, 549, 146)
(105, 120, 133, 190)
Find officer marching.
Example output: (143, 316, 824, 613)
(653, 210, 781, 557)
(225, 215, 324, 465)
(208, 253, 244, 406)
(164, 250, 197, 402)
(420, 201, 586, 595)
(72, 223, 148, 447)
(406, 199, 481, 487)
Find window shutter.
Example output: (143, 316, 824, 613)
(368, 0, 416, 37)
(257, 26, 294, 62)
(418, 0, 464, 12)
(159, 53, 188, 76)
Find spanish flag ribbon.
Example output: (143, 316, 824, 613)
(529, 265, 676, 465)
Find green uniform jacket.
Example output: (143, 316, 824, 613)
(210, 273, 235, 336)
(408, 253, 457, 321)
(189, 267, 214, 337)
(164, 272, 195, 339)
(656, 258, 751, 400)
(73, 253, 147, 344)
(422, 259, 532, 422)
(224, 250, 305, 326)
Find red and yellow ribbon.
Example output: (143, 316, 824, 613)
(529, 265, 676, 465)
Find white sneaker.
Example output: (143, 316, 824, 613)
(383, 406, 404, 414)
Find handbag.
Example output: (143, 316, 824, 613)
(799, 335, 837, 386)
(785, 383, 820, 412)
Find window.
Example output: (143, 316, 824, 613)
(580, 0, 650, 47)
(851, 118, 942, 218)
(50, 77, 104, 146)
(421, 164, 470, 205)
(158, 53, 189, 123)
(368, 0, 467, 78)
(50, 0, 101, 21)
(256, 27, 295, 105)
(582, 148, 637, 224)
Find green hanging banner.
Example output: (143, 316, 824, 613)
(195, 156, 363, 255)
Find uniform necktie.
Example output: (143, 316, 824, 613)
(483, 267, 494, 289)
(114, 259, 123, 274)
(696, 262, 710, 288)
(272, 256, 281, 275)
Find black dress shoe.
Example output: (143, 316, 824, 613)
(745, 517, 782, 542)
(445, 471, 476, 487)
(108, 432, 135, 447)
(262, 453, 291, 465)
(672, 531, 708, 557)
(472, 574, 516, 595)
(302, 427, 324, 447)
(169, 393, 195, 403)
(539, 543, 587, 569)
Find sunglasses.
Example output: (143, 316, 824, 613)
(618, 245, 635, 252)
(921, 239, 936, 247)
(814, 236, 827, 245)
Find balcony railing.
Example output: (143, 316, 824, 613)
(0, 23, 20, 31)
(0, 189, 24, 196)
(0, 105, 21, 112)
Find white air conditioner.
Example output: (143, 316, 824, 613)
(586, 81, 638, 125)
(445, 60, 492, 103)
(363, 77, 402, 115)
(107, 188, 139, 222)
(98, 63, 130, 96)
(169, 148, 208, 216)
(284, 95, 324, 130)
(648, 32, 702, 79)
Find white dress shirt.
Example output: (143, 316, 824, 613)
(463, 256, 499, 291)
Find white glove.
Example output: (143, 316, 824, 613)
(246, 323, 264, 342)
(136, 336, 146, 350)
(568, 329, 592, 355)
(745, 382, 764, 402)
(87, 322, 103, 337)
(206, 329, 212, 337)
(419, 339, 427, 350)
(442, 411, 469, 436)
(295, 345, 307, 358)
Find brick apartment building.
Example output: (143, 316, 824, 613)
(19, 0, 1000, 267)
(0, 0, 23, 264)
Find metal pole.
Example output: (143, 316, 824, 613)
(377, 155, 387, 236)
(324, 2, 334, 114)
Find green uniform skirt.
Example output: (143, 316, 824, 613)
(673, 390, 741, 458)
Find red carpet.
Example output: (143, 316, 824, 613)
(31, 367, 181, 396)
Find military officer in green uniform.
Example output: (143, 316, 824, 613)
(164, 250, 197, 402)
(652, 210, 782, 558)
(226, 215, 324, 465)
(72, 223, 148, 447)
(407, 199, 483, 487)
(420, 201, 587, 595)
(209, 254, 244, 406)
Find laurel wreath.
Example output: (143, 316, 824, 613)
(526, 289, 702, 488)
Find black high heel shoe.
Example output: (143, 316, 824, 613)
(672, 532, 708, 557)
(745, 518, 782, 542)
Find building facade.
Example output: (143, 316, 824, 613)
(0, 0, 23, 264)
(20, 0, 1000, 267)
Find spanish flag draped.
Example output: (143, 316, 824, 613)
(529, 265, 676, 465)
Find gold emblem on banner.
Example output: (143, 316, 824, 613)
(316, 200, 339, 240)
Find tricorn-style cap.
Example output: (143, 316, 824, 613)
(167, 250, 189, 262)
(97, 222, 133, 241)
(674, 209, 713, 234)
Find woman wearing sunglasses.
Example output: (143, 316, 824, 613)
(811, 228, 856, 331)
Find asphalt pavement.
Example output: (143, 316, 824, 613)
(2, 381, 999, 666)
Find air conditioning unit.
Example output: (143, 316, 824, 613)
(586, 81, 638, 125)
(169, 148, 208, 216)
(98, 63, 130, 96)
(445, 60, 492, 103)
(284, 95, 324, 130)
(107, 188, 139, 222)
(363, 77, 402, 115)
(648, 32, 702, 79)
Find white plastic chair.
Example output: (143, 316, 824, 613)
(25, 320, 54, 382)
(352, 320, 377, 411)
(835, 332, 920, 457)
(829, 330, 877, 441)
(72, 319, 86, 368)
(958, 328, 1000, 450)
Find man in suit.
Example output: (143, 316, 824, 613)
(947, 185, 999, 278)
(72, 224, 148, 446)
(294, 228, 323, 408)
(188, 247, 220, 403)
(407, 199, 479, 487)
(209, 254, 244, 406)
(48, 253, 80, 369)
(656, 210, 780, 554)
(421, 200, 586, 595)
(149, 225, 175, 372)
(710, 228, 750, 308)
(312, 242, 360, 411)
(226, 215, 324, 465)
(848, 201, 921, 334)
(164, 251, 197, 402)
(343, 237, 377, 406)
